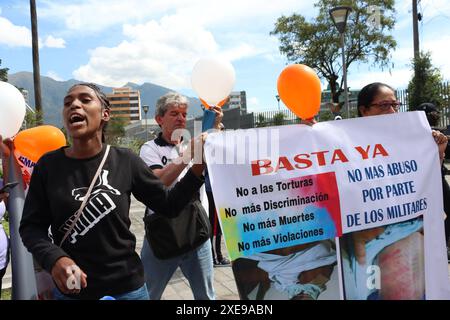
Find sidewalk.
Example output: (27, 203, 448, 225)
(128, 198, 239, 300)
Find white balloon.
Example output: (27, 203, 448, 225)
(191, 58, 236, 106)
(0, 81, 26, 138)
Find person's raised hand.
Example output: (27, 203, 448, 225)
(0, 135, 13, 159)
(301, 118, 317, 126)
(0, 192, 8, 204)
(210, 106, 224, 130)
(432, 130, 448, 162)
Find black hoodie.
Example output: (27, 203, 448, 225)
(20, 145, 203, 299)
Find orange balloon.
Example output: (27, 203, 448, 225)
(277, 64, 322, 119)
(14, 125, 67, 162)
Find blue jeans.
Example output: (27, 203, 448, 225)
(140, 237, 215, 300)
(53, 284, 149, 300)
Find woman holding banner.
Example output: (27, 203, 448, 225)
(339, 82, 448, 299)
(0, 83, 207, 300)
(354, 82, 447, 263)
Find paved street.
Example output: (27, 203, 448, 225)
(128, 196, 239, 300)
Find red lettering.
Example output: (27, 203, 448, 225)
(373, 144, 389, 157)
(355, 145, 371, 159)
(251, 159, 273, 176)
(294, 154, 312, 169)
(252, 146, 360, 176)
(355, 144, 389, 160)
(331, 149, 349, 164)
(274, 156, 294, 172)
(311, 151, 329, 166)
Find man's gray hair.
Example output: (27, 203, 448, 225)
(155, 92, 189, 117)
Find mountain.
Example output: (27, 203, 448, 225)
(8, 72, 204, 127)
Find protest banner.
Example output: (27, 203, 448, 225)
(204, 111, 450, 300)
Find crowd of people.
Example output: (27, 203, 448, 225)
(0, 80, 448, 300)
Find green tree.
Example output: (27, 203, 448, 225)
(408, 51, 444, 110)
(256, 113, 267, 127)
(23, 109, 43, 129)
(60, 126, 70, 146)
(271, 0, 396, 107)
(105, 117, 127, 146)
(273, 112, 286, 126)
(317, 110, 334, 122)
(118, 137, 146, 155)
(0, 59, 8, 82)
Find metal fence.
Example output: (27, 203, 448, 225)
(253, 102, 359, 127)
(253, 109, 301, 127)
(397, 82, 450, 128)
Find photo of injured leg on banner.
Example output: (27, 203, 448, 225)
(340, 216, 425, 300)
(233, 240, 339, 300)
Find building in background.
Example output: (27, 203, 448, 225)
(223, 91, 247, 115)
(106, 87, 141, 123)
(20, 89, 36, 129)
(21, 89, 30, 105)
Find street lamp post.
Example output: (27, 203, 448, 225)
(330, 6, 352, 119)
(143, 105, 149, 141)
(30, 0, 43, 125)
(276, 95, 280, 111)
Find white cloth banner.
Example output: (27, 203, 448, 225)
(205, 111, 449, 300)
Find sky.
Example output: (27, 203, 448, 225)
(0, 0, 450, 113)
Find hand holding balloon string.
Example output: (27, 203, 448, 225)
(210, 106, 224, 129)
(0, 135, 14, 186)
(0, 135, 13, 159)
